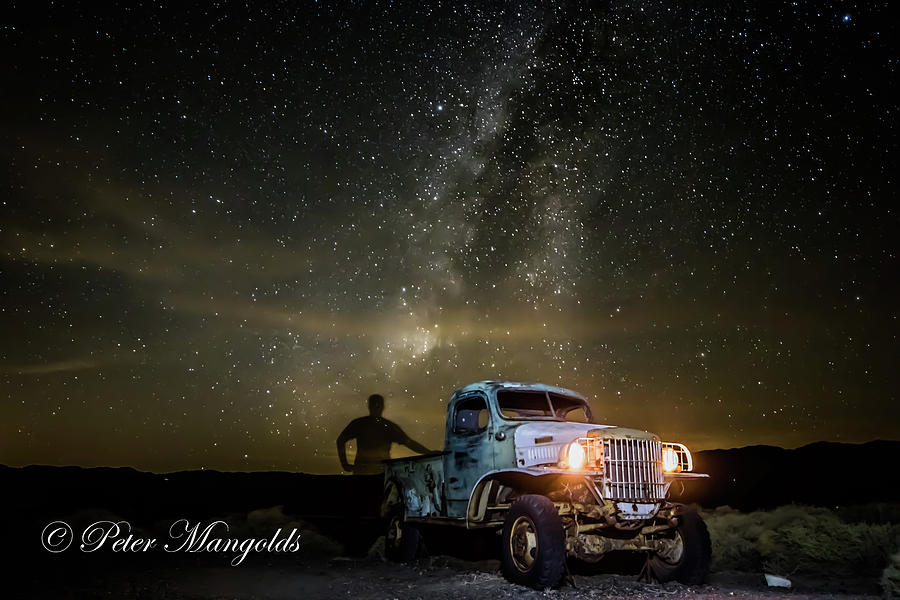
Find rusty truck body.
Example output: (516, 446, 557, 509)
(381, 380, 710, 589)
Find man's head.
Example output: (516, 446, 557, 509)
(367, 393, 385, 416)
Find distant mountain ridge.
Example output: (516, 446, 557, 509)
(683, 439, 900, 510)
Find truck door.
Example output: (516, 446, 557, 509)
(444, 392, 494, 518)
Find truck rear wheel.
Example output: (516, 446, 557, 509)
(649, 508, 711, 584)
(501, 494, 566, 589)
(384, 511, 422, 562)
(382, 481, 422, 563)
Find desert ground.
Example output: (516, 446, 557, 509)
(15, 552, 882, 600)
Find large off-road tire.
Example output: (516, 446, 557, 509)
(382, 481, 423, 563)
(501, 494, 567, 589)
(649, 507, 711, 585)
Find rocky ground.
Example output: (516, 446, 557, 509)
(15, 553, 882, 600)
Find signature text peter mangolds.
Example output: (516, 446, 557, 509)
(41, 519, 303, 565)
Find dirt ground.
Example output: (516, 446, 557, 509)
(21, 554, 881, 600)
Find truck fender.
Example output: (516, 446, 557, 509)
(381, 476, 414, 518)
(466, 469, 563, 525)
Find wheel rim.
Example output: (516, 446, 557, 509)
(509, 515, 538, 573)
(655, 530, 685, 565)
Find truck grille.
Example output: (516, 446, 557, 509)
(602, 438, 665, 501)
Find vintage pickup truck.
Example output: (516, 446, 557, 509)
(381, 380, 710, 589)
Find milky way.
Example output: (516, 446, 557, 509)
(1, 1, 896, 472)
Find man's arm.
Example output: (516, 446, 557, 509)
(336, 424, 354, 472)
(403, 437, 432, 454)
(390, 421, 432, 454)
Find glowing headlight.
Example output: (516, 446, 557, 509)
(662, 446, 680, 473)
(567, 441, 586, 470)
(661, 442, 693, 473)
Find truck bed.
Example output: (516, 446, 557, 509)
(383, 451, 447, 518)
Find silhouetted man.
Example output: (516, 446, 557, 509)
(337, 393, 431, 474)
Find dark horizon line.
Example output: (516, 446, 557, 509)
(3, 438, 898, 476)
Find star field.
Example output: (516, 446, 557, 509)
(0, 1, 896, 472)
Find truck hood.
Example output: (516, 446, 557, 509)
(513, 421, 613, 468)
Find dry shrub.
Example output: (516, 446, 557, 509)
(226, 505, 344, 557)
(367, 535, 386, 560)
(882, 551, 900, 599)
(702, 505, 899, 577)
(701, 506, 761, 571)
(838, 503, 900, 525)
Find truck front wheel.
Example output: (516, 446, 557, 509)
(649, 508, 711, 584)
(501, 494, 566, 589)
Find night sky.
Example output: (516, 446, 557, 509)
(1, 1, 896, 473)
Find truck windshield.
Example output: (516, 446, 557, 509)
(497, 390, 592, 422)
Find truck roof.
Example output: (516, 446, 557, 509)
(451, 380, 587, 401)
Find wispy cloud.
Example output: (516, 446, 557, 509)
(0, 359, 100, 375)
(2, 181, 323, 285)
